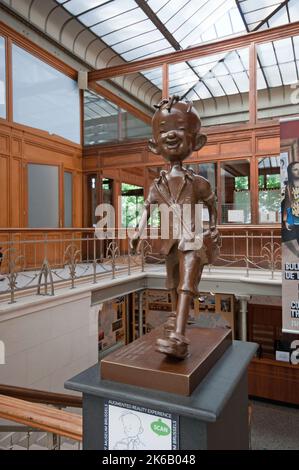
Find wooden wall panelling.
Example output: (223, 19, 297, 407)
(0, 154, 9, 227)
(0, 131, 9, 154)
(10, 157, 22, 227)
(219, 139, 252, 156)
(249, 358, 299, 405)
(256, 136, 280, 155)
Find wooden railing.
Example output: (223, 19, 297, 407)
(0, 394, 82, 441)
(0, 384, 82, 408)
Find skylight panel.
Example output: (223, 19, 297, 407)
(169, 62, 199, 91)
(245, 6, 280, 26)
(143, 69, 162, 81)
(229, 7, 245, 33)
(122, 42, 174, 61)
(232, 71, 249, 93)
(294, 36, 299, 59)
(239, 0, 283, 30)
(201, 27, 217, 43)
(263, 64, 282, 87)
(274, 38, 294, 63)
(190, 53, 227, 76)
(240, 0, 280, 14)
(148, 0, 190, 24)
(217, 74, 238, 95)
(268, 6, 289, 28)
(63, 0, 109, 16)
(204, 75, 226, 96)
(225, 51, 247, 74)
(191, 82, 212, 99)
(91, 9, 148, 36)
(174, 0, 244, 48)
(112, 30, 166, 55)
(280, 61, 298, 84)
(103, 20, 154, 44)
(257, 42, 277, 66)
(79, 0, 138, 27)
(214, 12, 233, 38)
(166, 0, 212, 35)
(257, 68, 267, 89)
(213, 62, 229, 76)
(289, 0, 299, 22)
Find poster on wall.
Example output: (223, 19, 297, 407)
(104, 400, 179, 450)
(281, 118, 299, 333)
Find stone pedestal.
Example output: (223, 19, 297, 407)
(65, 340, 257, 450)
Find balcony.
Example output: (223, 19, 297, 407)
(0, 227, 281, 309)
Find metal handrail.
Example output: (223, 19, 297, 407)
(0, 229, 281, 305)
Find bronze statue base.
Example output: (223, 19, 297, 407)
(101, 325, 232, 396)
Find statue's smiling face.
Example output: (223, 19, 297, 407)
(149, 100, 206, 161)
(154, 112, 197, 162)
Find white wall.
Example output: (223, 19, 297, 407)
(0, 291, 98, 394)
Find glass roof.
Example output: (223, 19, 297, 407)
(55, 0, 299, 101)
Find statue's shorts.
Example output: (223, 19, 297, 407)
(165, 243, 209, 297)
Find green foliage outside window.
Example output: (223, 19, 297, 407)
(235, 176, 249, 191)
(121, 183, 144, 228)
(258, 174, 280, 190)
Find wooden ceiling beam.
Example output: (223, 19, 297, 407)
(88, 20, 299, 82)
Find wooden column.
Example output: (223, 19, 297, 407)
(249, 42, 257, 125)
(162, 63, 169, 99)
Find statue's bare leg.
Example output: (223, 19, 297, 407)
(156, 257, 204, 359)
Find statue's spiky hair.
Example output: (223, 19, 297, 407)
(154, 95, 193, 113)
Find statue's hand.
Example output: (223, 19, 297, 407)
(209, 226, 220, 245)
(285, 222, 293, 231)
(130, 233, 140, 254)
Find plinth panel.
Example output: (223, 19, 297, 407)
(101, 326, 232, 396)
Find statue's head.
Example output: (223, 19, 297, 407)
(148, 95, 207, 163)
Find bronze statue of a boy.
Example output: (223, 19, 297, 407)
(131, 96, 219, 360)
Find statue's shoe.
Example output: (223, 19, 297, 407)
(155, 336, 189, 360)
(169, 331, 190, 345)
(163, 314, 176, 338)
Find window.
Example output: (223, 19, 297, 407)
(0, 36, 6, 119)
(121, 111, 151, 140)
(121, 183, 144, 228)
(84, 91, 119, 145)
(84, 90, 152, 145)
(221, 160, 251, 224)
(12, 45, 80, 143)
(64, 172, 73, 228)
(28, 164, 59, 228)
(258, 156, 281, 223)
